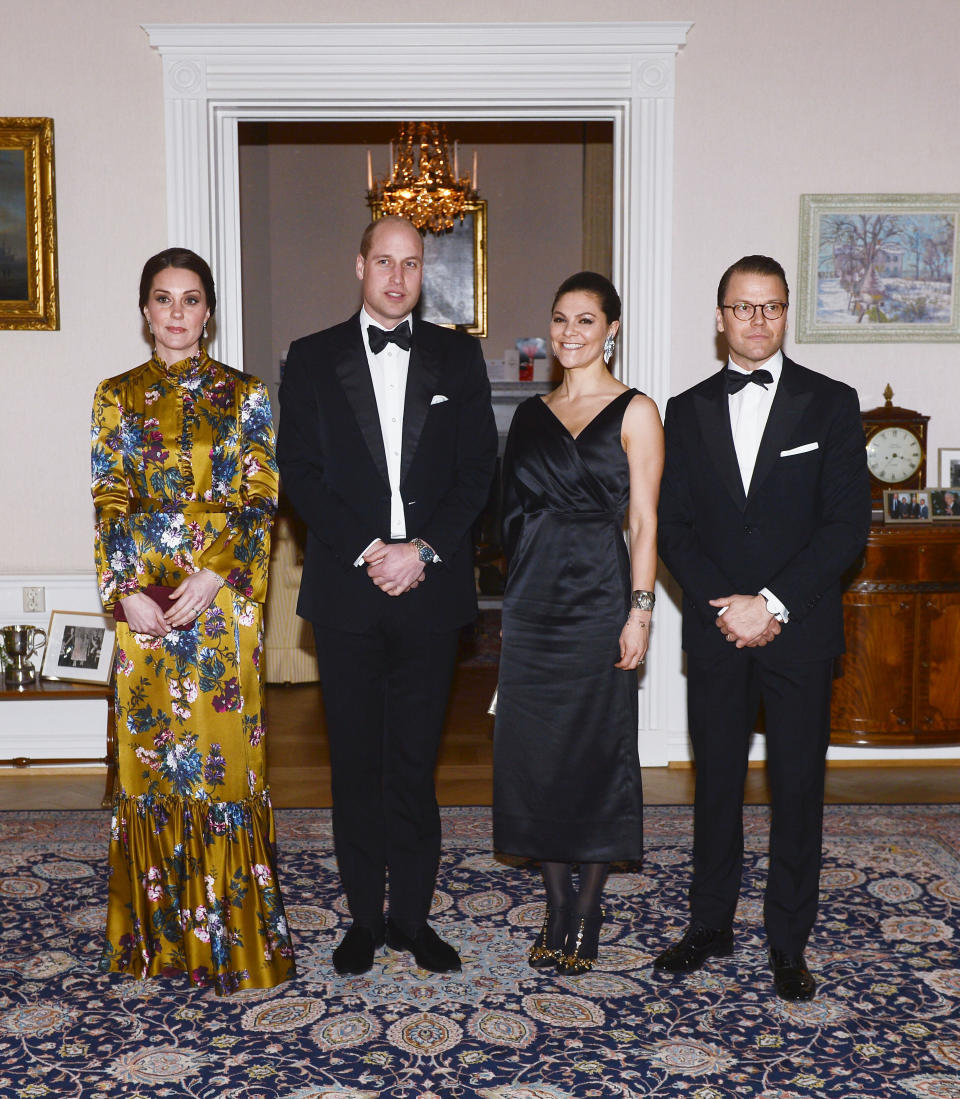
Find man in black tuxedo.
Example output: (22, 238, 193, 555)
(277, 216, 497, 976)
(655, 255, 871, 1000)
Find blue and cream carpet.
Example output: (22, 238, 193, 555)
(1, 805, 958, 1098)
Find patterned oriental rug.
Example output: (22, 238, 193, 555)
(1, 806, 958, 1099)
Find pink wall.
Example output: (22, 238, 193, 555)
(1, 1, 959, 571)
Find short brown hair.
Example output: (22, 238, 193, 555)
(358, 215, 422, 259)
(717, 255, 788, 309)
(139, 247, 217, 316)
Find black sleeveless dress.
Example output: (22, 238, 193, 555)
(493, 389, 644, 862)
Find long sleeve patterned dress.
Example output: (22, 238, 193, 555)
(91, 349, 296, 994)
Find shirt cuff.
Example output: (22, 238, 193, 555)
(760, 587, 789, 622)
(354, 539, 382, 568)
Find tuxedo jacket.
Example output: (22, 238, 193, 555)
(276, 313, 498, 633)
(658, 356, 871, 664)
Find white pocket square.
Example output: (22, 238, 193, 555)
(430, 394, 449, 405)
(780, 442, 819, 457)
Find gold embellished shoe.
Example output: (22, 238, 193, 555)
(556, 909, 605, 975)
(528, 905, 568, 969)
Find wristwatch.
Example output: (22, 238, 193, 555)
(411, 537, 439, 565)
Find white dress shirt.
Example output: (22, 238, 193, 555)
(726, 349, 789, 622)
(728, 349, 782, 494)
(361, 306, 411, 541)
(352, 308, 412, 566)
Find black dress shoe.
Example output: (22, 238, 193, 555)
(653, 923, 734, 973)
(333, 923, 384, 976)
(385, 919, 461, 973)
(769, 948, 816, 1001)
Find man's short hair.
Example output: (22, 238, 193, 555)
(358, 215, 422, 259)
(717, 255, 789, 309)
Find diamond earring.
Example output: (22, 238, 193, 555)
(603, 332, 615, 364)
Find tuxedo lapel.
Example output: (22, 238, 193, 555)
(747, 358, 813, 503)
(694, 369, 746, 510)
(400, 324, 443, 485)
(335, 318, 390, 487)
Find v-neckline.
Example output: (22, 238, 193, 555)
(539, 389, 632, 442)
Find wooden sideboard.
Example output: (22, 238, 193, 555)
(831, 522, 960, 747)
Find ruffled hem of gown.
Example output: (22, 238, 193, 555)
(98, 790, 296, 996)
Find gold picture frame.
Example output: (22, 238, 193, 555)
(370, 199, 488, 338)
(0, 117, 59, 330)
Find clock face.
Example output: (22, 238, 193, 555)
(866, 426, 923, 484)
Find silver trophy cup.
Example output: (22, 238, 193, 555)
(1, 625, 47, 688)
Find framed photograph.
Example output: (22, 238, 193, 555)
(0, 117, 59, 330)
(371, 199, 487, 337)
(41, 611, 116, 686)
(883, 489, 933, 524)
(938, 446, 960, 488)
(931, 489, 960, 520)
(796, 193, 960, 342)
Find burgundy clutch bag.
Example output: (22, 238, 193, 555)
(112, 586, 196, 631)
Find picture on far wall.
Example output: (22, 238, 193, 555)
(0, 117, 59, 330)
(370, 198, 487, 338)
(796, 193, 960, 342)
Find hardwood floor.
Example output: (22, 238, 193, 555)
(1, 664, 958, 810)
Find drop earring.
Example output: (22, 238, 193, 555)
(603, 332, 615, 365)
(201, 320, 207, 342)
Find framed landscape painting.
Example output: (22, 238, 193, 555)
(0, 117, 59, 330)
(796, 193, 960, 342)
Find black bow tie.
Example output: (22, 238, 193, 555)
(367, 321, 411, 354)
(724, 367, 773, 394)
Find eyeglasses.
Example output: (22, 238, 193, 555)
(722, 301, 788, 321)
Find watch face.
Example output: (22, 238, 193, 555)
(866, 426, 923, 483)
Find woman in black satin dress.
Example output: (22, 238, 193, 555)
(493, 272, 664, 974)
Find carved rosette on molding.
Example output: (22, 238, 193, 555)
(165, 59, 206, 98)
(633, 59, 673, 97)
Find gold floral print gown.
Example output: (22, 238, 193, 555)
(91, 349, 296, 994)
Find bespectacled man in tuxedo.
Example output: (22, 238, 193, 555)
(655, 255, 871, 1000)
(278, 215, 497, 976)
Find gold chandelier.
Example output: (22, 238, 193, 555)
(366, 122, 478, 233)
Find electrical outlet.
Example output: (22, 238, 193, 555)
(23, 586, 45, 613)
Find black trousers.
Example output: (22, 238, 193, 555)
(686, 648, 834, 955)
(313, 615, 460, 936)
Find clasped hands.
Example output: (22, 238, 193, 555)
(709, 593, 781, 648)
(364, 540, 426, 597)
(118, 569, 224, 637)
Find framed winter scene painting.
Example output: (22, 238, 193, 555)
(796, 193, 960, 342)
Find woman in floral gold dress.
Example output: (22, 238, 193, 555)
(91, 248, 295, 994)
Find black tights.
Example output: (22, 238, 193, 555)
(541, 860, 608, 915)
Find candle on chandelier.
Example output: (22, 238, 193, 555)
(366, 150, 373, 191)
(472, 150, 478, 190)
(454, 140, 459, 178)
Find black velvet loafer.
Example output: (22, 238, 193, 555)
(333, 923, 385, 976)
(385, 919, 461, 973)
(769, 948, 816, 1001)
(653, 923, 734, 973)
